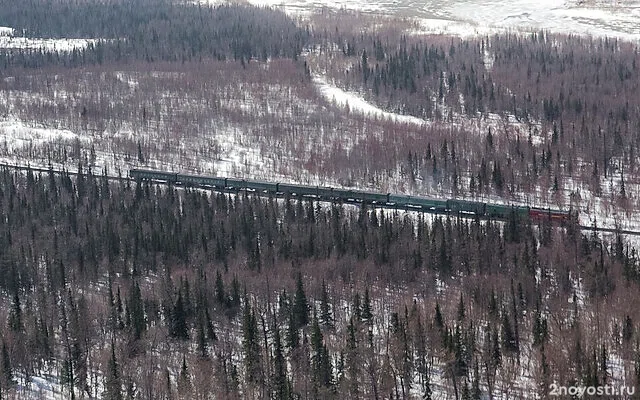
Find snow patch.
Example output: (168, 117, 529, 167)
(313, 74, 429, 127)
(0, 32, 99, 52)
(0, 117, 83, 151)
(0, 26, 14, 37)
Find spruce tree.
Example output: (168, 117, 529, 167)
(346, 317, 360, 399)
(286, 309, 299, 350)
(0, 342, 13, 393)
(177, 356, 191, 398)
(215, 270, 226, 306)
(472, 361, 481, 399)
(128, 281, 145, 340)
(242, 298, 262, 385)
(204, 308, 217, 342)
(196, 318, 208, 359)
(293, 272, 309, 328)
(319, 279, 333, 328)
(623, 315, 634, 342)
(170, 292, 189, 340)
(271, 320, 290, 400)
(501, 310, 517, 353)
(7, 292, 22, 332)
(422, 370, 432, 400)
(434, 302, 444, 329)
(362, 288, 373, 323)
(457, 294, 465, 322)
(352, 293, 362, 323)
(104, 345, 123, 400)
(311, 313, 332, 389)
(492, 326, 501, 367)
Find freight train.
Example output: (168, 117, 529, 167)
(129, 169, 571, 222)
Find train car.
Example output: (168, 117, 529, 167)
(129, 169, 178, 182)
(315, 186, 336, 200)
(278, 183, 319, 197)
(388, 194, 441, 210)
(333, 188, 387, 203)
(388, 194, 417, 207)
(412, 197, 448, 211)
(529, 207, 570, 222)
(246, 179, 278, 193)
(447, 199, 486, 215)
(330, 188, 356, 201)
(178, 174, 226, 188)
(485, 203, 529, 219)
(225, 177, 247, 190)
(485, 203, 514, 219)
(359, 190, 390, 204)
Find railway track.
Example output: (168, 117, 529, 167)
(3, 162, 640, 237)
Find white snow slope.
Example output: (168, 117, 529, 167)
(204, 0, 640, 41)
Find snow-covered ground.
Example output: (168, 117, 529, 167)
(204, 0, 640, 41)
(313, 74, 429, 127)
(0, 27, 14, 36)
(427, 0, 640, 40)
(0, 117, 83, 151)
(0, 36, 99, 52)
(0, 26, 99, 52)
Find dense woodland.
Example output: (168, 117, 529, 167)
(0, 166, 638, 399)
(0, 0, 308, 66)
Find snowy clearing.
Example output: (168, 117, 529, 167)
(0, 36, 99, 52)
(0, 26, 14, 36)
(207, 0, 640, 41)
(0, 25, 100, 52)
(313, 74, 429, 127)
(0, 117, 83, 151)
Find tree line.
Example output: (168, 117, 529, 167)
(0, 1, 309, 67)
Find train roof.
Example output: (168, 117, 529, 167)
(178, 173, 225, 180)
(130, 168, 176, 174)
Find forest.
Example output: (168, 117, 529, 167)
(0, 0, 308, 67)
(0, 166, 638, 399)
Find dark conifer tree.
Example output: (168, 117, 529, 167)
(293, 272, 309, 328)
(623, 315, 634, 342)
(204, 308, 217, 342)
(286, 309, 299, 350)
(242, 298, 262, 385)
(215, 270, 226, 306)
(319, 279, 333, 328)
(345, 317, 360, 399)
(311, 313, 333, 390)
(352, 293, 362, 323)
(170, 292, 189, 340)
(457, 294, 465, 322)
(501, 309, 518, 353)
(128, 281, 145, 341)
(434, 302, 444, 329)
(7, 291, 22, 332)
(0, 341, 13, 394)
(362, 288, 373, 323)
(271, 319, 290, 400)
(177, 355, 191, 397)
(196, 318, 208, 359)
(104, 345, 122, 400)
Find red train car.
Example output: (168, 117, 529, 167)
(528, 207, 571, 222)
